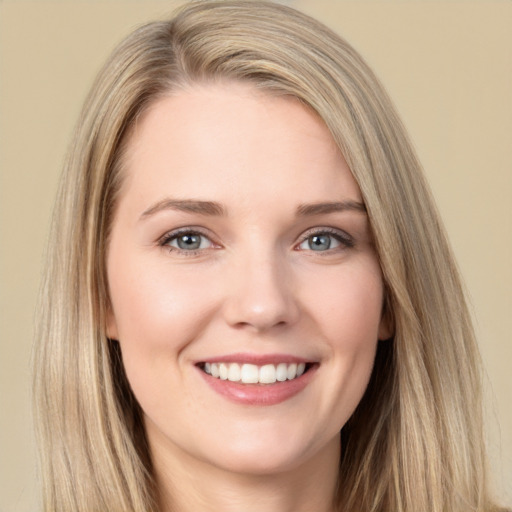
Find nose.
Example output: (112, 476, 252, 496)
(222, 250, 300, 333)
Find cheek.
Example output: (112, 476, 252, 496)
(107, 255, 219, 360)
(107, 261, 219, 415)
(306, 262, 383, 417)
(308, 261, 384, 343)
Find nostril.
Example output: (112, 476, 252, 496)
(222, 291, 300, 332)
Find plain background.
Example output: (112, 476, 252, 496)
(0, 1, 510, 510)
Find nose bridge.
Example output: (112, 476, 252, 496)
(223, 241, 298, 331)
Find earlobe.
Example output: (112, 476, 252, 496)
(378, 294, 394, 341)
(378, 316, 393, 341)
(106, 307, 119, 340)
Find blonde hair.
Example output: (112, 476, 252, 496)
(33, 1, 504, 511)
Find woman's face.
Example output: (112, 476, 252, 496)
(106, 82, 389, 476)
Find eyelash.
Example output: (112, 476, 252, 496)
(158, 226, 354, 256)
(297, 227, 355, 253)
(158, 227, 215, 257)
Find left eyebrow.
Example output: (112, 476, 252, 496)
(296, 200, 366, 216)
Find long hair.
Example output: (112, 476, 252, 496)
(33, 1, 501, 511)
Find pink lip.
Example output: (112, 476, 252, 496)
(196, 352, 311, 365)
(196, 360, 318, 406)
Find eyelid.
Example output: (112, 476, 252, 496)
(295, 226, 354, 251)
(157, 226, 220, 254)
(156, 225, 354, 255)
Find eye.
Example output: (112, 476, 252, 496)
(297, 229, 353, 252)
(299, 234, 339, 251)
(160, 229, 215, 253)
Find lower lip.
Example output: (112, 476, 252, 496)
(197, 365, 317, 406)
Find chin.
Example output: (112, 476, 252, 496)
(208, 446, 311, 476)
(197, 426, 337, 477)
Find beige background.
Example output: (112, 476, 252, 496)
(1, 1, 510, 510)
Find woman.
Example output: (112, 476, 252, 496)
(33, 1, 507, 511)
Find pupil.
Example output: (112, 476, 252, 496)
(178, 234, 200, 250)
(310, 234, 330, 251)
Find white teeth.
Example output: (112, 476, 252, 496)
(203, 362, 309, 384)
(259, 364, 276, 384)
(219, 363, 228, 380)
(240, 364, 259, 383)
(276, 363, 288, 382)
(287, 363, 297, 380)
(227, 363, 241, 382)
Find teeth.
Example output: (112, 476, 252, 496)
(240, 364, 259, 383)
(287, 363, 297, 380)
(259, 364, 276, 384)
(227, 363, 241, 382)
(276, 363, 288, 382)
(219, 363, 228, 380)
(203, 362, 309, 384)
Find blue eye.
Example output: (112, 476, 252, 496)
(299, 234, 340, 251)
(311, 234, 336, 251)
(162, 231, 213, 252)
(297, 229, 353, 252)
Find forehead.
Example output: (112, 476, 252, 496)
(119, 82, 362, 215)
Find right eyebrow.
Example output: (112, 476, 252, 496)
(139, 199, 226, 220)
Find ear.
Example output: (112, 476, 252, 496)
(378, 315, 393, 341)
(378, 292, 394, 341)
(106, 305, 119, 340)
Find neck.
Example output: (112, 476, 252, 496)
(151, 434, 340, 512)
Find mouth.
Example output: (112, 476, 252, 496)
(197, 361, 315, 385)
(195, 354, 318, 405)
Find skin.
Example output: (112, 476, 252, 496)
(106, 82, 390, 512)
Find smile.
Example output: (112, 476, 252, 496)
(196, 355, 318, 405)
(202, 362, 307, 384)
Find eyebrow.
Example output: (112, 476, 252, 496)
(140, 198, 366, 220)
(140, 199, 226, 219)
(296, 200, 366, 216)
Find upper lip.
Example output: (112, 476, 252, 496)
(195, 353, 315, 365)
